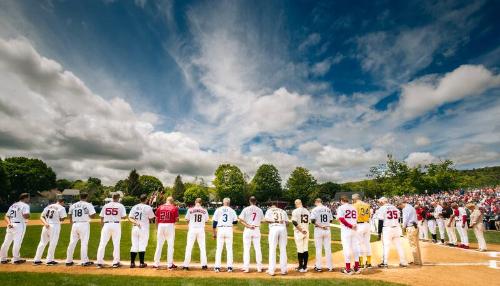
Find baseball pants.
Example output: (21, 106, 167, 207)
(0, 223, 26, 262)
(294, 230, 309, 253)
(214, 227, 233, 268)
(418, 220, 428, 240)
(66, 222, 91, 263)
(341, 228, 360, 264)
(428, 220, 437, 235)
(456, 222, 469, 246)
(34, 223, 61, 262)
(314, 227, 332, 269)
(473, 223, 487, 250)
(154, 223, 176, 267)
(405, 226, 422, 265)
(268, 225, 287, 274)
(130, 225, 149, 252)
(445, 219, 457, 245)
(356, 222, 371, 256)
(242, 227, 262, 271)
(382, 226, 406, 265)
(183, 227, 207, 267)
(436, 219, 446, 241)
(97, 223, 121, 265)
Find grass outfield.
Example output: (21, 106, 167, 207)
(0, 217, 369, 264)
(0, 272, 401, 286)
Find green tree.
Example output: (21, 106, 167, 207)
(251, 164, 282, 202)
(0, 158, 11, 203)
(3, 157, 56, 200)
(183, 184, 210, 204)
(213, 164, 247, 205)
(127, 169, 142, 197)
(285, 167, 317, 203)
(172, 175, 186, 202)
(121, 195, 139, 206)
(139, 175, 163, 194)
(55, 179, 73, 191)
(309, 181, 341, 202)
(71, 180, 87, 190)
(114, 179, 128, 193)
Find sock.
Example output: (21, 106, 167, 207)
(354, 261, 360, 269)
(359, 256, 364, 266)
(297, 253, 303, 269)
(345, 262, 351, 271)
(366, 256, 371, 265)
(130, 252, 137, 264)
(432, 234, 437, 240)
(441, 239, 445, 243)
(139, 252, 145, 264)
(304, 251, 309, 269)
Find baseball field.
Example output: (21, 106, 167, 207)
(0, 216, 499, 286)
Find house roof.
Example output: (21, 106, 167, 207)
(62, 189, 80, 196)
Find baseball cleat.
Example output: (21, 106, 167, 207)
(267, 271, 275, 276)
(256, 268, 263, 273)
(280, 272, 287, 275)
(139, 263, 148, 268)
(328, 268, 334, 272)
(341, 268, 353, 275)
(96, 264, 104, 269)
(463, 245, 470, 249)
(353, 268, 361, 274)
(378, 263, 388, 268)
(33, 261, 43, 265)
(299, 268, 307, 273)
(201, 265, 208, 270)
(227, 267, 233, 272)
(314, 267, 322, 272)
(295, 266, 301, 271)
(399, 263, 408, 268)
(364, 263, 372, 269)
(82, 261, 94, 266)
(1, 259, 11, 264)
(112, 263, 121, 268)
(214, 267, 220, 273)
(65, 262, 74, 266)
(152, 265, 160, 269)
(130, 263, 136, 268)
(182, 266, 189, 271)
(14, 259, 26, 264)
(168, 264, 178, 270)
(46, 261, 58, 266)
(242, 269, 250, 273)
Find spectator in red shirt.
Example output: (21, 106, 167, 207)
(153, 196, 179, 269)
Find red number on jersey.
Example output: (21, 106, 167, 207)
(387, 210, 398, 219)
(105, 208, 118, 215)
(252, 212, 257, 221)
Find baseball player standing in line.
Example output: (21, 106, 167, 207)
(442, 202, 458, 246)
(153, 196, 179, 269)
(337, 196, 360, 275)
(432, 201, 446, 244)
(66, 192, 96, 266)
(377, 197, 407, 268)
(238, 196, 264, 273)
(96, 193, 127, 268)
(183, 198, 209, 270)
(212, 197, 238, 272)
(33, 197, 67, 265)
(265, 202, 288, 276)
(415, 203, 429, 241)
(128, 194, 155, 268)
(0, 193, 30, 264)
(352, 194, 372, 268)
(398, 201, 421, 265)
(291, 199, 310, 273)
(427, 203, 438, 243)
(310, 198, 333, 272)
(452, 203, 469, 248)
(467, 203, 487, 251)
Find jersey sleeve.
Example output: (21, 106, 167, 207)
(23, 204, 30, 215)
(68, 204, 74, 215)
(310, 208, 317, 220)
(6, 206, 13, 218)
(128, 206, 136, 218)
(264, 209, 272, 221)
(283, 210, 289, 222)
(100, 206, 105, 217)
(232, 209, 238, 222)
(212, 209, 219, 222)
(120, 205, 127, 217)
(41, 207, 48, 218)
(238, 208, 246, 220)
(59, 207, 67, 218)
(185, 209, 191, 221)
(88, 204, 96, 216)
(147, 206, 155, 219)
(337, 207, 345, 219)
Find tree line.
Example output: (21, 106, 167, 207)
(0, 156, 498, 205)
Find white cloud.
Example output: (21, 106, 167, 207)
(405, 152, 438, 167)
(415, 136, 431, 147)
(397, 65, 500, 119)
(298, 33, 321, 51)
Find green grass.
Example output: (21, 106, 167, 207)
(0, 272, 401, 286)
(0, 217, 348, 264)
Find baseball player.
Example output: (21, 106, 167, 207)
(212, 197, 238, 272)
(377, 197, 407, 268)
(0, 193, 30, 264)
(238, 196, 264, 273)
(291, 199, 310, 272)
(66, 192, 96, 266)
(128, 194, 155, 268)
(96, 193, 127, 268)
(427, 203, 438, 243)
(442, 202, 458, 246)
(453, 203, 469, 249)
(182, 198, 209, 270)
(432, 201, 446, 244)
(265, 202, 288, 276)
(416, 203, 429, 241)
(337, 196, 360, 275)
(310, 198, 333, 272)
(352, 194, 372, 268)
(33, 197, 67, 265)
(153, 196, 179, 269)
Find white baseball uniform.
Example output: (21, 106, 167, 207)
(310, 205, 333, 270)
(96, 201, 126, 265)
(66, 201, 96, 264)
(34, 203, 67, 262)
(265, 206, 288, 275)
(213, 206, 238, 269)
(129, 203, 155, 252)
(456, 207, 469, 246)
(0, 201, 30, 263)
(291, 207, 310, 253)
(434, 205, 446, 241)
(239, 205, 264, 271)
(183, 205, 209, 267)
(336, 203, 360, 264)
(378, 204, 406, 265)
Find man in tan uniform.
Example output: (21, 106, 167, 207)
(467, 204, 487, 251)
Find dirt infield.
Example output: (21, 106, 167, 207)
(0, 239, 497, 286)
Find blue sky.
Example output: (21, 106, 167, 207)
(0, 0, 499, 185)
